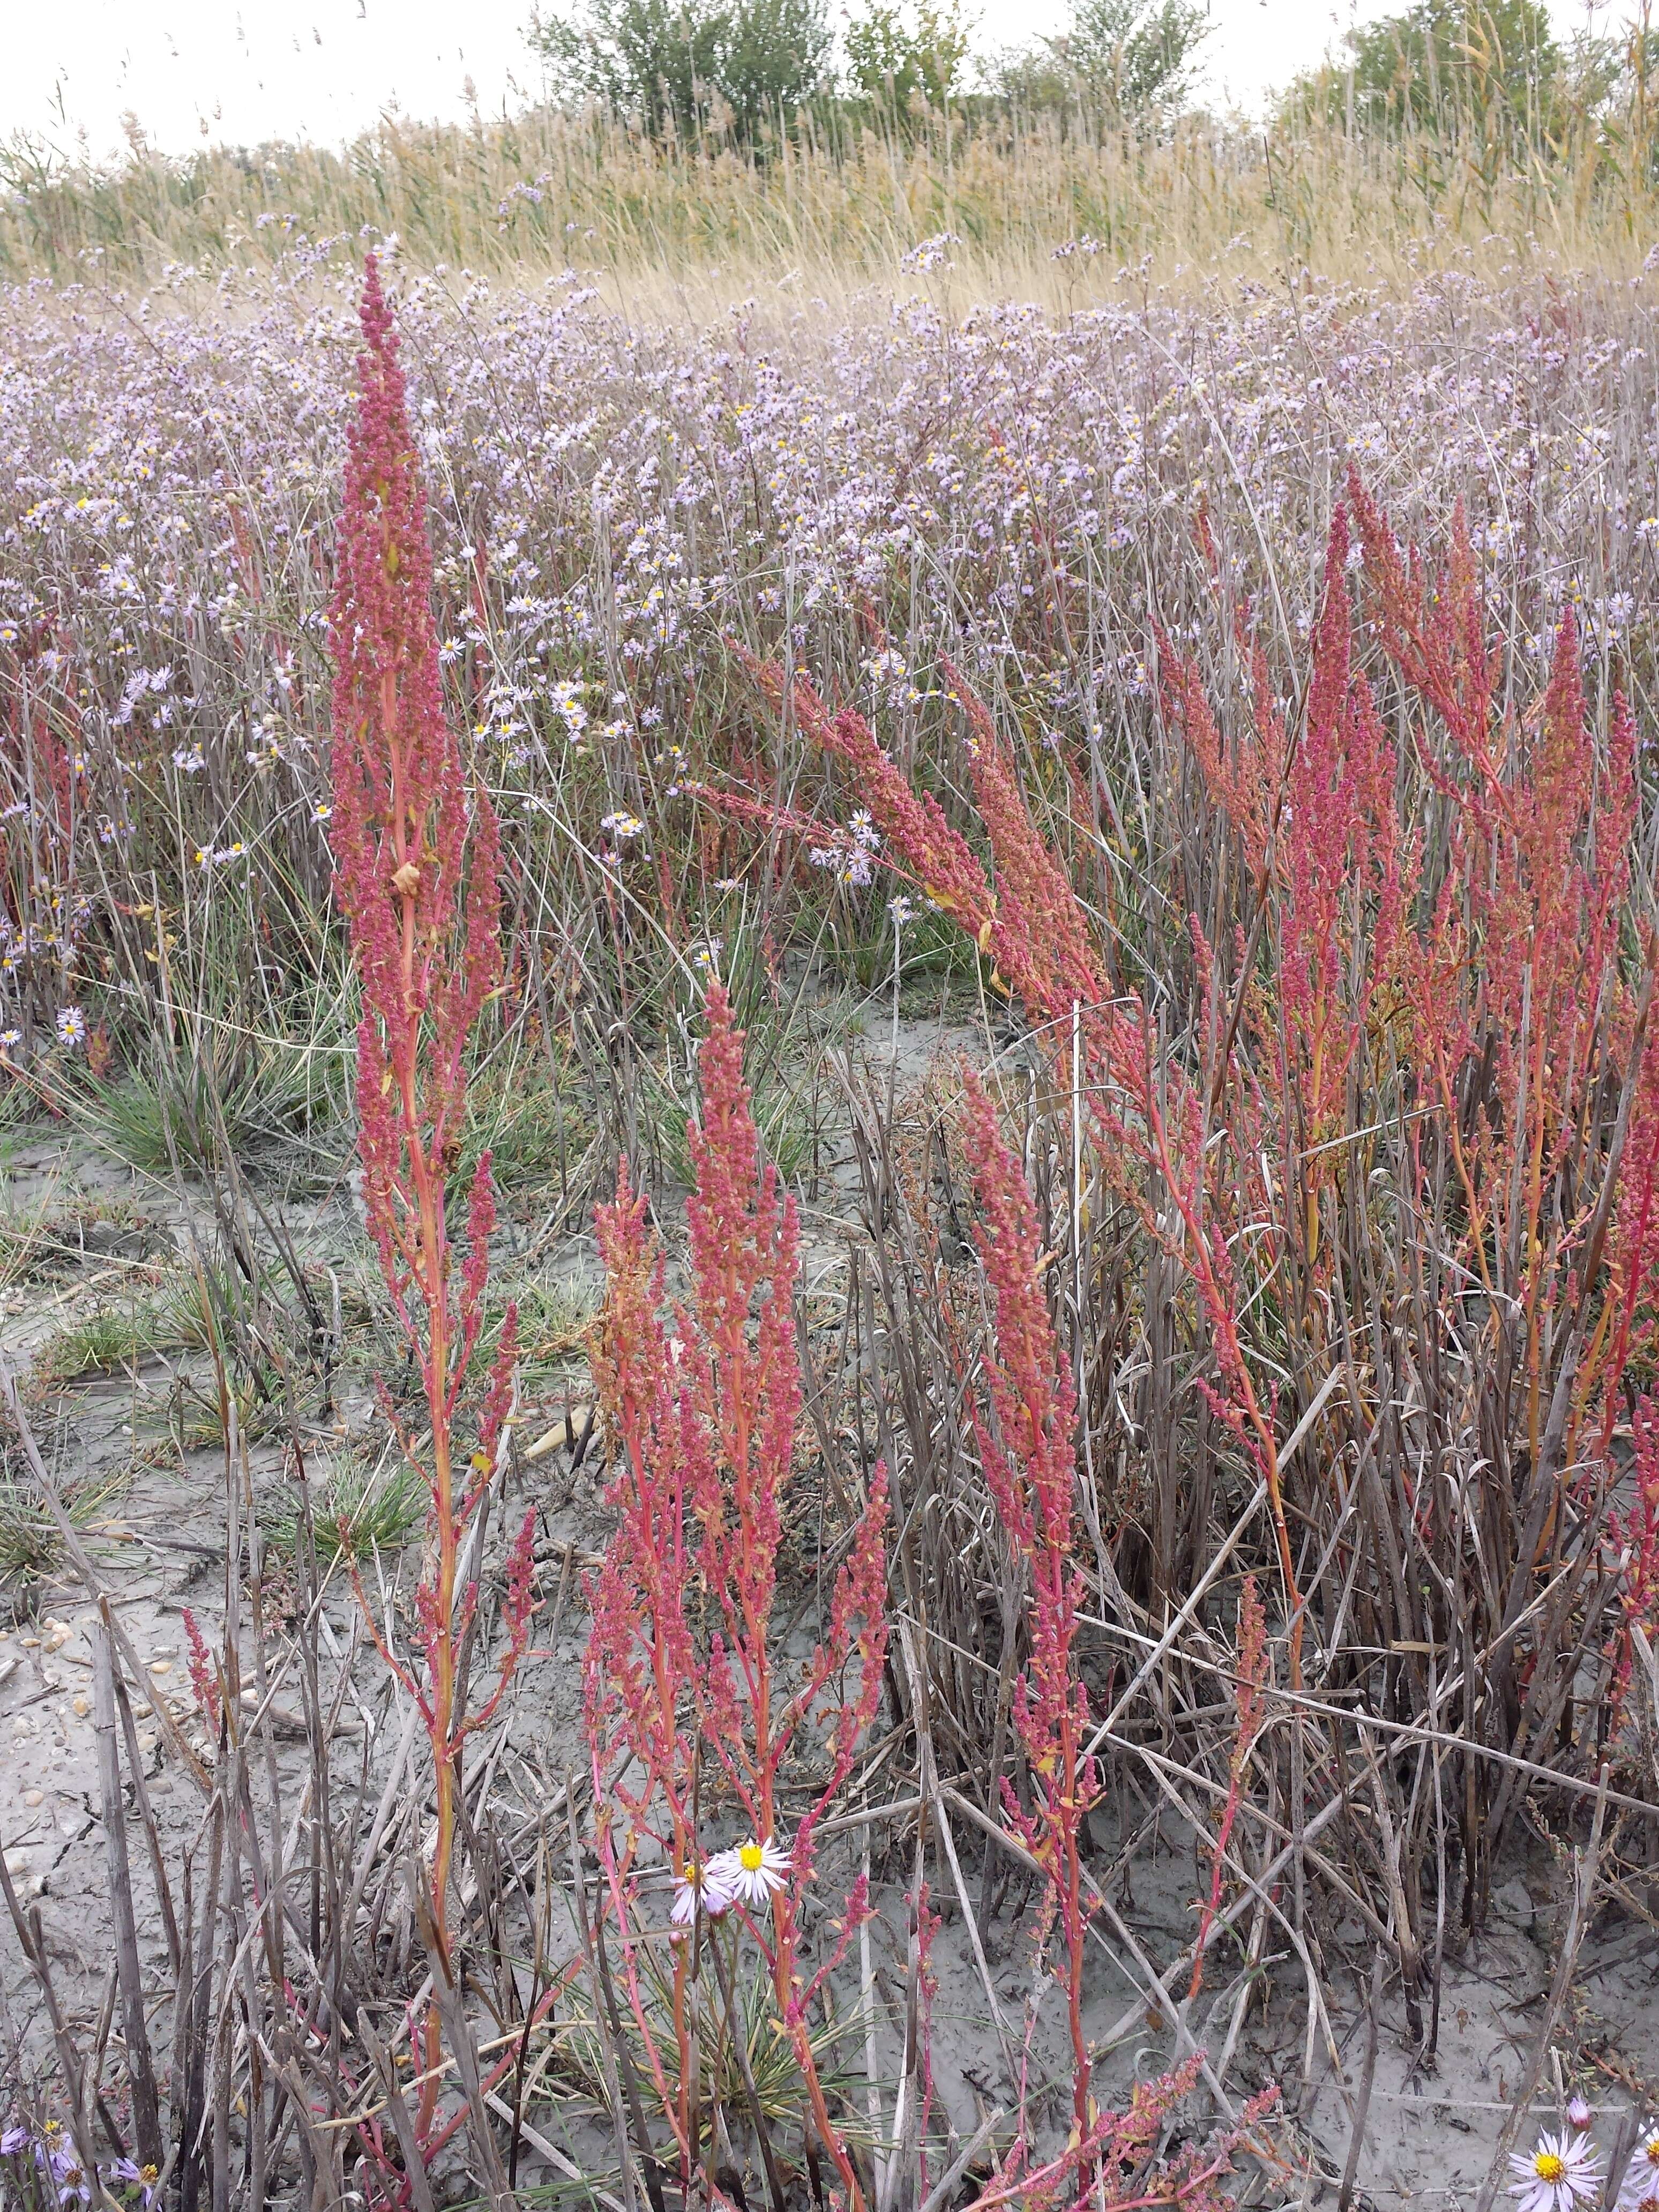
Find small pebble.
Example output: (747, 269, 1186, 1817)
(149, 1661, 172, 1678)
(21, 1791, 42, 1809)
(71, 1694, 89, 1718)
(3, 1850, 29, 1875)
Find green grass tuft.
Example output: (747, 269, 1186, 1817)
(267, 1453, 427, 1566)
(0, 1473, 125, 1581)
(35, 1298, 195, 1383)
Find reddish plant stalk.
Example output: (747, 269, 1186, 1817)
(746, 489, 1659, 1707)
(680, 989, 888, 2208)
(328, 256, 530, 2134)
(585, 1165, 701, 2168)
(738, 647, 1314, 1677)
(1608, 1395, 1659, 1735)
(585, 982, 888, 2201)
(958, 1068, 1097, 2142)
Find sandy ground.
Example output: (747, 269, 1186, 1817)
(1, 1076, 1655, 2207)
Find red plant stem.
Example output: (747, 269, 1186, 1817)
(584, 989, 885, 2208)
(959, 1072, 1096, 2137)
(328, 256, 528, 2149)
(745, 643, 1309, 1684)
(1137, 1049, 1306, 1690)
(686, 1008, 869, 2205)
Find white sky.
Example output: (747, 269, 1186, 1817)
(0, 0, 1613, 167)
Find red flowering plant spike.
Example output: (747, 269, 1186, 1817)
(733, 477, 1659, 1938)
(737, 648, 999, 939)
(1163, 491, 1659, 1776)
(1159, 507, 1412, 1280)
(1154, 615, 1283, 890)
(1344, 474, 1500, 772)
(328, 256, 531, 2136)
(737, 641, 1312, 1684)
(1347, 481, 1651, 1478)
(921, 664, 1313, 1682)
(940, 655, 1116, 1022)
(958, 1069, 1098, 2149)
(583, 981, 888, 2204)
(968, 2054, 1279, 2212)
(583, 1161, 705, 2169)
(182, 1606, 221, 1736)
(1597, 1017, 1659, 1458)
(1608, 1397, 1659, 1738)
(1274, 513, 1407, 1222)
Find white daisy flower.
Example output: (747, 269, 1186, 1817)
(1509, 2130, 1602, 2212)
(1621, 2131, 1659, 2209)
(55, 1006, 86, 1047)
(669, 1857, 734, 1926)
(708, 1835, 790, 1910)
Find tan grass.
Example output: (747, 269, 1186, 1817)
(6, 100, 1659, 302)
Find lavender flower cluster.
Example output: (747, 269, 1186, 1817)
(1, 2118, 158, 2208)
(2, 249, 1657, 1050)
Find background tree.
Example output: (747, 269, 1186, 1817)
(844, 0, 975, 122)
(991, 0, 1208, 121)
(530, 0, 833, 141)
(1282, 0, 1581, 141)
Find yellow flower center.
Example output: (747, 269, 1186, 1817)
(739, 1842, 765, 1873)
(682, 1862, 701, 1885)
(1535, 2156, 1566, 2184)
